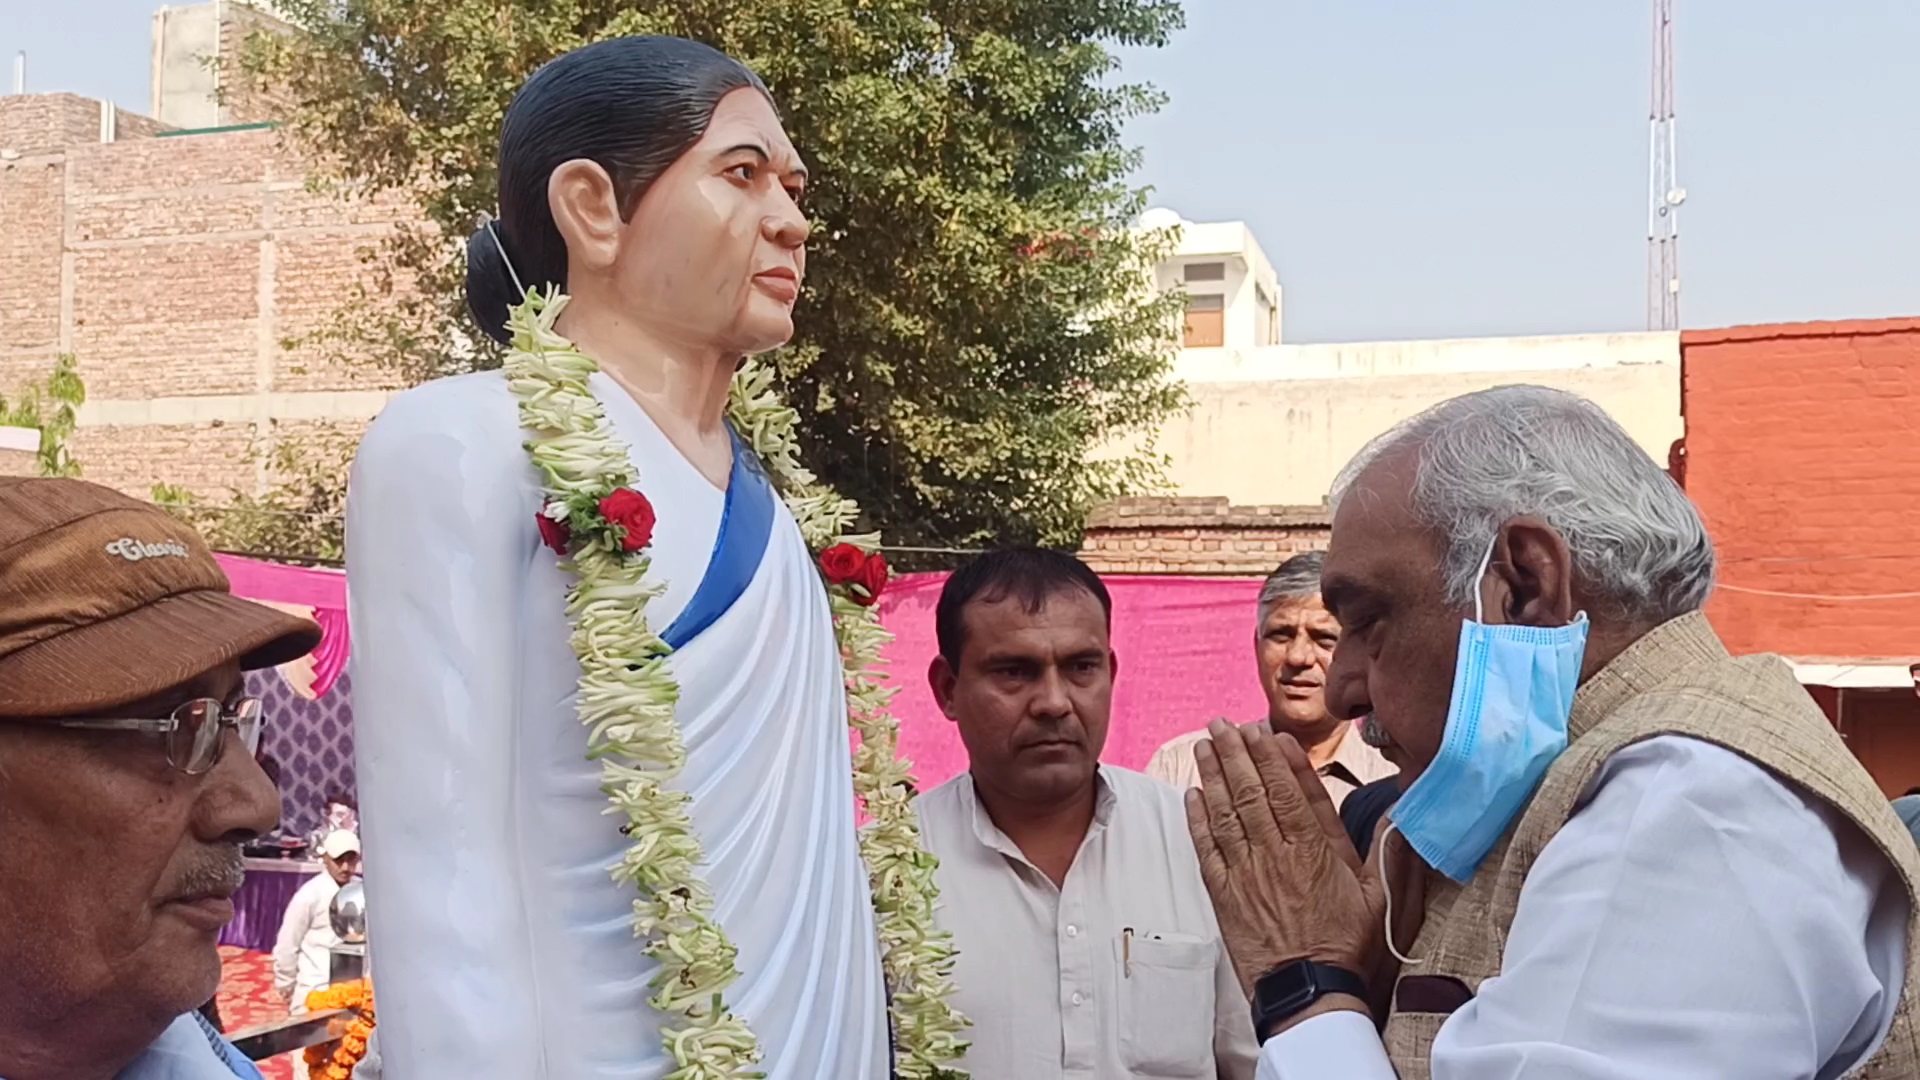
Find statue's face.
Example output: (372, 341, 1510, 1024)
(615, 88, 810, 355)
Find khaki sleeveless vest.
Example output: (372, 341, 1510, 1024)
(1380, 612, 1920, 1079)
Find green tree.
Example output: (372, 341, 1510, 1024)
(0, 354, 87, 478)
(246, 0, 1187, 556)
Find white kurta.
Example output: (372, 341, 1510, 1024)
(345, 371, 889, 1079)
(1255, 736, 1910, 1080)
(271, 872, 341, 1012)
(915, 767, 1259, 1079)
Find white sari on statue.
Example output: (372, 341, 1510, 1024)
(344, 370, 890, 1079)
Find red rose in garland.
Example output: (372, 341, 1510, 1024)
(818, 542, 868, 585)
(597, 488, 657, 553)
(535, 512, 572, 555)
(852, 551, 890, 607)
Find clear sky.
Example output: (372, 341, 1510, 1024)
(5, 0, 1917, 342)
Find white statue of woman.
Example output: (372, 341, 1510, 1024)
(345, 37, 893, 1078)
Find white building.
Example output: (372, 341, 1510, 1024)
(1128, 210, 1683, 507)
(1142, 208, 1282, 353)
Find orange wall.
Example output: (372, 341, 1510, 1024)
(1681, 319, 1920, 658)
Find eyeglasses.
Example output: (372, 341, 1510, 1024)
(42, 697, 264, 775)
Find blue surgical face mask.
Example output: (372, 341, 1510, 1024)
(1385, 540, 1589, 885)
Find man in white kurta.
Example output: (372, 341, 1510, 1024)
(345, 372, 889, 1078)
(918, 767, 1259, 1078)
(914, 546, 1257, 1079)
(273, 830, 359, 1016)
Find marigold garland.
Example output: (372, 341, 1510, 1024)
(503, 289, 968, 1080)
(301, 980, 375, 1080)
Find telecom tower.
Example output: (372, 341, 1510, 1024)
(1647, 0, 1684, 330)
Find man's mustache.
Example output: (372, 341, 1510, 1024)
(164, 847, 247, 901)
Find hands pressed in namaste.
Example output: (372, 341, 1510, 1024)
(1184, 718, 1414, 1030)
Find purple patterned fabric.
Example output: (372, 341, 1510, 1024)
(217, 864, 316, 953)
(251, 668, 357, 840)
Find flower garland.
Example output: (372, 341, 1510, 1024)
(504, 288, 968, 1080)
(302, 980, 375, 1080)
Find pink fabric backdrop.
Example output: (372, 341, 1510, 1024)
(213, 557, 1268, 788)
(216, 554, 352, 700)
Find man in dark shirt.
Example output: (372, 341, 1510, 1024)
(1340, 775, 1401, 860)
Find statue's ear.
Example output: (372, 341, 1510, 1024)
(548, 158, 623, 273)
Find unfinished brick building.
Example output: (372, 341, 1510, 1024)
(0, 89, 408, 502)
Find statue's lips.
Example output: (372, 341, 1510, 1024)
(753, 268, 800, 302)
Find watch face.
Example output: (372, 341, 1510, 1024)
(1255, 962, 1319, 1016)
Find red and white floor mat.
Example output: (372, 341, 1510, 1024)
(215, 946, 296, 1080)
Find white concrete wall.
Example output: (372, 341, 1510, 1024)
(1129, 217, 1681, 507)
(151, 3, 223, 129)
(1132, 336, 1682, 507)
(0, 426, 39, 476)
(1173, 330, 1677, 383)
(77, 390, 391, 427)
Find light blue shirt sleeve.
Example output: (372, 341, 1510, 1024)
(107, 1012, 264, 1078)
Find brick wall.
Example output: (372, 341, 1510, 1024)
(114, 108, 169, 141)
(1079, 496, 1330, 576)
(1682, 318, 1920, 658)
(0, 94, 410, 501)
(0, 95, 106, 157)
(216, 3, 299, 126)
(68, 421, 261, 493)
(0, 153, 66, 395)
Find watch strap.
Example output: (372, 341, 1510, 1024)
(1250, 960, 1369, 1043)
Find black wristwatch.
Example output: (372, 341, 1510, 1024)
(1249, 960, 1369, 1043)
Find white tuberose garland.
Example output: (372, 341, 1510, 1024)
(503, 289, 969, 1080)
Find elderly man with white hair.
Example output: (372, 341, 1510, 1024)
(1184, 385, 1920, 1078)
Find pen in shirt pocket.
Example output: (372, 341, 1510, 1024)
(1123, 927, 1132, 977)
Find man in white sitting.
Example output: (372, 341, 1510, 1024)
(1146, 551, 1393, 808)
(916, 548, 1258, 1079)
(274, 831, 360, 1014)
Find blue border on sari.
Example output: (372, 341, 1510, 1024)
(660, 429, 778, 651)
(654, 434, 900, 1076)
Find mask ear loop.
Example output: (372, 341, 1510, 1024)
(484, 216, 528, 298)
(1471, 534, 1497, 624)
(1379, 822, 1425, 965)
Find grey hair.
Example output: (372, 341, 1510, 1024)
(1329, 385, 1715, 623)
(1256, 550, 1326, 626)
